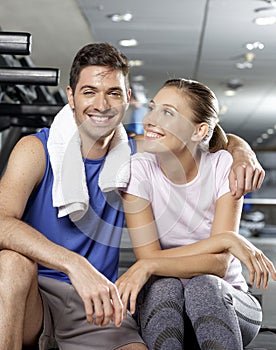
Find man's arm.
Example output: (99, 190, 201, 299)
(0, 136, 123, 327)
(226, 133, 265, 199)
(134, 132, 265, 199)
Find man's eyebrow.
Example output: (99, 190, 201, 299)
(79, 85, 97, 91)
(79, 85, 124, 92)
(107, 87, 124, 92)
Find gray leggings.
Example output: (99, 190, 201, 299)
(136, 275, 262, 350)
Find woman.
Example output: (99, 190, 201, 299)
(116, 78, 276, 349)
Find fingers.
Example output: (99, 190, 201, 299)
(229, 167, 245, 199)
(83, 285, 123, 327)
(245, 252, 273, 290)
(83, 298, 94, 324)
(245, 167, 265, 193)
(109, 285, 124, 327)
(116, 278, 139, 317)
(229, 165, 265, 199)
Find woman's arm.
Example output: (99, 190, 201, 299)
(116, 252, 228, 314)
(126, 190, 275, 283)
(226, 134, 265, 199)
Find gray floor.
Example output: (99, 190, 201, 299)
(119, 231, 276, 349)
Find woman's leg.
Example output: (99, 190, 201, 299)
(137, 277, 184, 350)
(184, 275, 262, 350)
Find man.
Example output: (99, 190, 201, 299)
(0, 43, 264, 350)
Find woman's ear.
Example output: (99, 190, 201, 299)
(191, 123, 209, 141)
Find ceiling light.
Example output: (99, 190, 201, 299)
(219, 104, 228, 115)
(246, 41, 264, 50)
(119, 39, 138, 47)
(132, 75, 145, 82)
(254, 16, 276, 25)
(107, 13, 133, 22)
(224, 90, 236, 97)
(129, 59, 144, 67)
(267, 128, 274, 135)
(262, 133, 269, 139)
(235, 62, 253, 69)
(257, 137, 263, 143)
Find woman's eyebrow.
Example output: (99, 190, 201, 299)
(151, 99, 178, 111)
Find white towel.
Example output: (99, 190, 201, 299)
(98, 122, 131, 192)
(47, 104, 131, 222)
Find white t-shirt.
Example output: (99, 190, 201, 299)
(123, 150, 248, 291)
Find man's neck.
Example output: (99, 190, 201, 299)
(80, 130, 115, 160)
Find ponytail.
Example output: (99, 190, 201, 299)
(209, 124, 228, 153)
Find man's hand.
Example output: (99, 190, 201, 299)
(229, 147, 265, 200)
(67, 254, 123, 327)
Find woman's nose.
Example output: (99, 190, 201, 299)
(143, 109, 159, 126)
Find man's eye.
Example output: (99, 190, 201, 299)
(147, 105, 154, 112)
(109, 91, 121, 97)
(83, 90, 94, 95)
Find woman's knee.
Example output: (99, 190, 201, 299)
(144, 277, 184, 301)
(185, 275, 224, 303)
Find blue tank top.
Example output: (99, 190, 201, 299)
(22, 128, 136, 284)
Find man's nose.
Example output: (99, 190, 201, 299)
(93, 94, 110, 111)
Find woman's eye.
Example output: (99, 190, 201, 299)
(163, 109, 174, 117)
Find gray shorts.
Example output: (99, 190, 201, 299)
(38, 276, 144, 350)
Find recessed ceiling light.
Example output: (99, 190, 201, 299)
(129, 60, 144, 67)
(257, 137, 263, 143)
(246, 41, 264, 50)
(219, 104, 228, 115)
(235, 62, 253, 69)
(119, 39, 138, 47)
(107, 13, 133, 22)
(254, 16, 276, 25)
(224, 90, 236, 97)
(132, 75, 145, 82)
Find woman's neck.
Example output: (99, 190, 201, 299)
(158, 148, 201, 185)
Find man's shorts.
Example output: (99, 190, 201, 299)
(38, 276, 145, 350)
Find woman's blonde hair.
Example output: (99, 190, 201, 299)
(163, 79, 228, 152)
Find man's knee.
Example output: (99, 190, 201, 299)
(0, 250, 38, 290)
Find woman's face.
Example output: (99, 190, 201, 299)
(142, 86, 197, 155)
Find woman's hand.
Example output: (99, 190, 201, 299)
(223, 232, 276, 289)
(115, 260, 153, 316)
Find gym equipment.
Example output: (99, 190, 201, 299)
(0, 32, 32, 55)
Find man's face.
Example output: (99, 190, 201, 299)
(67, 65, 130, 142)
